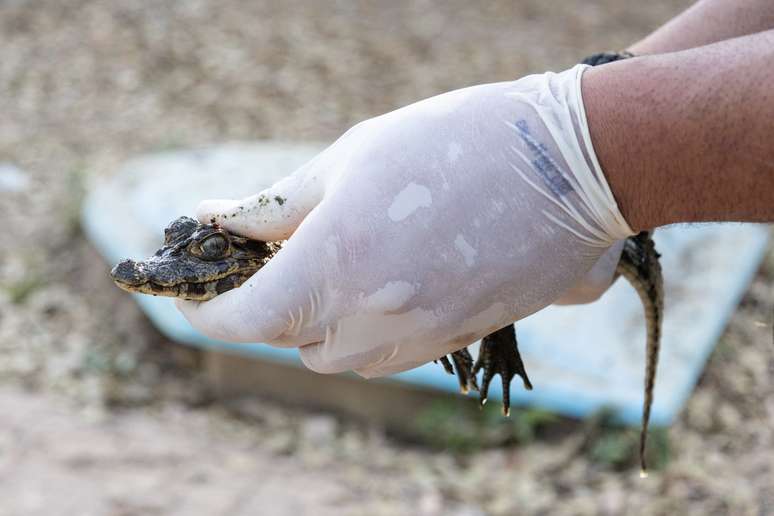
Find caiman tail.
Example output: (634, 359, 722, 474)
(615, 231, 664, 477)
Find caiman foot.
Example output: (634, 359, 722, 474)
(436, 348, 479, 394)
(473, 324, 533, 416)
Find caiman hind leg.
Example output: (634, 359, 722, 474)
(616, 231, 663, 477)
(436, 348, 479, 394)
(473, 324, 533, 416)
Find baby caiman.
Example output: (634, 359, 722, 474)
(111, 216, 662, 475)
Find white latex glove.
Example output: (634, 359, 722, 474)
(554, 241, 623, 305)
(177, 64, 634, 377)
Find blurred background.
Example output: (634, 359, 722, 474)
(1, 1, 773, 515)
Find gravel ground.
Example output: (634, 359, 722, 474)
(2, 1, 773, 514)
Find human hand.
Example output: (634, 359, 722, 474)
(177, 64, 634, 377)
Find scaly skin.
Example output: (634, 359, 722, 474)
(473, 324, 533, 417)
(111, 217, 280, 300)
(615, 231, 663, 476)
(437, 349, 479, 394)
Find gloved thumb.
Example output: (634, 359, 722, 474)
(196, 156, 326, 241)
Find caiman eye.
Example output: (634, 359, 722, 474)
(199, 234, 229, 259)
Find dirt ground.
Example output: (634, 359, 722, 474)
(1, 1, 773, 514)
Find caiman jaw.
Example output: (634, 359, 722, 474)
(110, 259, 256, 301)
(110, 259, 149, 288)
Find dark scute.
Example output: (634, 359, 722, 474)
(110, 259, 146, 284)
(216, 276, 238, 295)
(164, 216, 199, 245)
(186, 282, 207, 298)
(237, 239, 273, 257)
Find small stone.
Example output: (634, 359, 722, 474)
(717, 402, 742, 431)
(226, 398, 270, 423)
(264, 433, 295, 455)
(447, 504, 486, 516)
(300, 415, 338, 446)
(0, 163, 30, 192)
(686, 391, 715, 432)
(418, 489, 443, 515)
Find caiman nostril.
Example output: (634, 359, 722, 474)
(110, 259, 147, 285)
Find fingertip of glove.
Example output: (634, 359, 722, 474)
(354, 360, 419, 379)
(195, 199, 238, 225)
(195, 196, 300, 241)
(352, 367, 379, 379)
(299, 343, 342, 374)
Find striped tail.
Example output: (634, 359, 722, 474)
(615, 231, 663, 476)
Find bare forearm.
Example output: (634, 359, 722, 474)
(583, 30, 774, 231)
(629, 0, 774, 55)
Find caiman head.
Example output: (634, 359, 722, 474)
(110, 216, 281, 301)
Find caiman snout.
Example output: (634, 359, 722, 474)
(110, 259, 148, 286)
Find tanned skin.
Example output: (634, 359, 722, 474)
(583, 28, 774, 231)
(628, 0, 774, 56)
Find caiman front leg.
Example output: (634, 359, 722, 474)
(473, 324, 533, 416)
